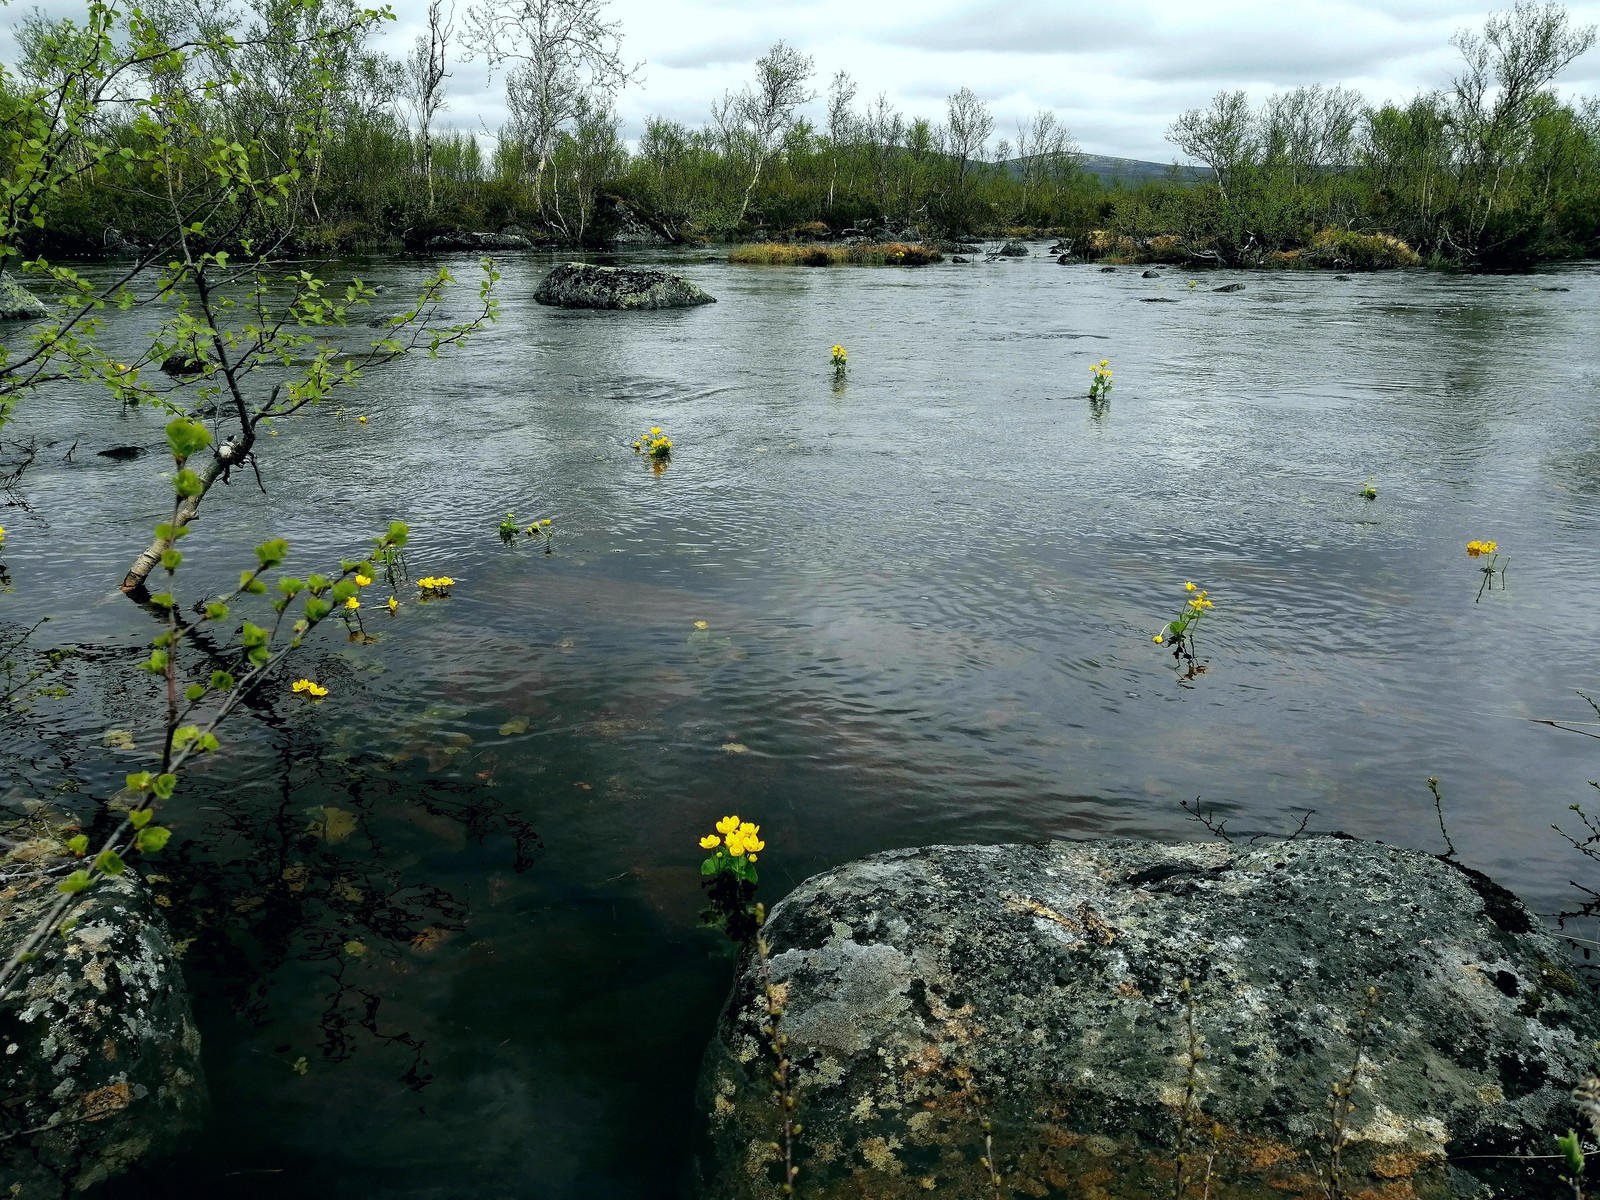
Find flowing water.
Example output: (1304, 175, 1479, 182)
(3, 248, 1600, 1198)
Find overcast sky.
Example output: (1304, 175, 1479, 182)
(7, 0, 1600, 160)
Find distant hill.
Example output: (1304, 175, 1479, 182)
(998, 153, 1212, 187)
(1078, 154, 1212, 186)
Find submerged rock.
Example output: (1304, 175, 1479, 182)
(1, 859, 205, 1196)
(534, 262, 715, 310)
(1099, 265, 1118, 273)
(1215, 281, 1246, 292)
(698, 838, 1600, 1200)
(951, 256, 970, 264)
(1141, 297, 1180, 303)
(0, 277, 47, 321)
(1142, 269, 1161, 278)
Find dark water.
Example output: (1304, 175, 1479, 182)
(4, 249, 1600, 1197)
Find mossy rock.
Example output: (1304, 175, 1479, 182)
(533, 262, 715, 310)
(0, 277, 47, 321)
(697, 838, 1600, 1199)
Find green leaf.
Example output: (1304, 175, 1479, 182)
(135, 826, 172, 854)
(173, 468, 204, 497)
(126, 771, 154, 793)
(151, 773, 178, 800)
(161, 549, 184, 570)
(209, 670, 236, 691)
(184, 683, 206, 702)
(304, 597, 332, 622)
(57, 870, 93, 894)
(66, 834, 89, 856)
(130, 808, 153, 829)
(164, 417, 212, 461)
(94, 850, 127, 877)
(256, 539, 289, 567)
(205, 602, 230, 621)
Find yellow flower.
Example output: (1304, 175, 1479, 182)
(699, 834, 720, 850)
(357, 416, 368, 424)
(715, 815, 740, 836)
(650, 427, 662, 436)
(1152, 634, 1164, 644)
(0, 525, 6, 547)
(1466, 540, 1484, 557)
(1481, 540, 1497, 554)
(725, 832, 748, 857)
(345, 597, 360, 610)
(1185, 582, 1196, 591)
(355, 573, 372, 587)
(693, 620, 709, 630)
(292, 679, 328, 698)
(748, 853, 758, 862)
(386, 596, 398, 613)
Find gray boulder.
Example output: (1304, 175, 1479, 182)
(534, 262, 715, 310)
(698, 838, 1600, 1200)
(1215, 281, 1246, 292)
(423, 230, 532, 251)
(0, 277, 47, 321)
(995, 241, 1029, 257)
(1, 853, 205, 1196)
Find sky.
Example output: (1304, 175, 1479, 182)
(7, 0, 1600, 160)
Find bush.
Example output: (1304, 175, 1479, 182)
(1305, 228, 1421, 270)
(728, 242, 943, 266)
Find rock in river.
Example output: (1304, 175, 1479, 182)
(995, 241, 1029, 257)
(534, 262, 715, 310)
(697, 837, 1600, 1200)
(1215, 282, 1246, 292)
(0, 276, 47, 321)
(2, 857, 205, 1197)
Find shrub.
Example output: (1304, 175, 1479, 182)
(728, 242, 943, 266)
(1305, 228, 1422, 270)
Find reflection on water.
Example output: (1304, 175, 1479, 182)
(3, 251, 1600, 1198)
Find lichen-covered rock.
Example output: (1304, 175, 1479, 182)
(0, 277, 47, 321)
(533, 262, 715, 310)
(995, 241, 1029, 257)
(1, 858, 205, 1197)
(423, 229, 533, 251)
(697, 838, 1600, 1200)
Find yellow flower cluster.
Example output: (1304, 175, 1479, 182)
(1091, 359, 1113, 379)
(292, 678, 329, 698)
(700, 815, 766, 861)
(1466, 540, 1499, 557)
(831, 345, 848, 368)
(417, 575, 456, 595)
(0, 525, 6, 550)
(1185, 582, 1215, 610)
(344, 596, 361, 610)
(632, 427, 673, 459)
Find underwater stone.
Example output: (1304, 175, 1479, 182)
(697, 837, 1600, 1199)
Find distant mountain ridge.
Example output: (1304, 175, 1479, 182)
(998, 153, 1212, 186)
(1077, 154, 1212, 185)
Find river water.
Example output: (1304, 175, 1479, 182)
(3, 248, 1600, 1197)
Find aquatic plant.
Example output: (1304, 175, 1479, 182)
(1089, 359, 1113, 401)
(417, 575, 456, 598)
(524, 517, 556, 554)
(498, 512, 519, 542)
(831, 344, 848, 375)
(1360, 479, 1377, 501)
(1467, 540, 1507, 600)
(1153, 582, 1216, 676)
(291, 678, 329, 699)
(633, 427, 673, 460)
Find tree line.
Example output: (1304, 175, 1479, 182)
(2, 0, 1597, 267)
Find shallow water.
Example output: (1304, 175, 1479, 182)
(4, 249, 1600, 1198)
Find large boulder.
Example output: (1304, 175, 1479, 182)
(0, 277, 47, 321)
(995, 241, 1029, 257)
(423, 229, 533, 251)
(2, 851, 206, 1197)
(534, 262, 715, 310)
(697, 838, 1600, 1200)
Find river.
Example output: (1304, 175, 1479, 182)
(3, 247, 1599, 1197)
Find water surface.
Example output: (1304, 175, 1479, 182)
(3, 249, 1599, 1198)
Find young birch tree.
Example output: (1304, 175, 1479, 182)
(722, 40, 815, 226)
(406, 0, 454, 212)
(465, 0, 637, 221)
